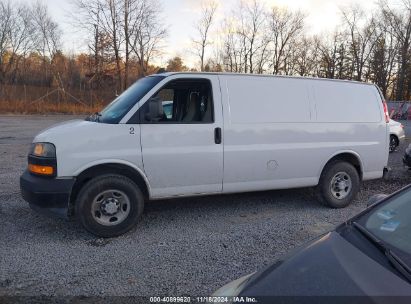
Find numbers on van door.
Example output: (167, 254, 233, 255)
(129, 127, 135, 135)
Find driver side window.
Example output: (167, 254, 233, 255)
(140, 78, 214, 124)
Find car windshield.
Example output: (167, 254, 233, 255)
(358, 186, 411, 265)
(97, 75, 165, 124)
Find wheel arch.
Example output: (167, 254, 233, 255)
(390, 133, 399, 141)
(69, 161, 150, 215)
(319, 151, 363, 182)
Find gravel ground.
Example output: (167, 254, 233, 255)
(1, 115, 411, 298)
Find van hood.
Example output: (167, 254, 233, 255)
(34, 119, 94, 143)
(30, 118, 141, 177)
(238, 232, 411, 298)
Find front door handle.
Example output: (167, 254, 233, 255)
(214, 127, 222, 144)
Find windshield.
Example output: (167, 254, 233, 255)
(97, 75, 165, 124)
(358, 186, 411, 264)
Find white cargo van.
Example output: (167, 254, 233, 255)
(20, 73, 390, 237)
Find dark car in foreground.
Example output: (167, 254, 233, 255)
(213, 186, 411, 303)
(404, 144, 411, 168)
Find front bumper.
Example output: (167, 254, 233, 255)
(20, 170, 75, 218)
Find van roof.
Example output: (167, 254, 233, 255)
(155, 72, 374, 86)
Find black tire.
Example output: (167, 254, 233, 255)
(389, 135, 399, 153)
(75, 174, 144, 237)
(316, 161, 360, 208)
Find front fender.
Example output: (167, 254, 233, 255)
(71, 159, 151, 197)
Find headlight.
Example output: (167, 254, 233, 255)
(28, 143, 56, 176)
(212, 273, 255, 297)
(30, 143, 56, 158)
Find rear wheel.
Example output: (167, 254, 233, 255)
(76, 174, 144, 237)
(316, 161, 360, 208)
(389, 135, 399, 153)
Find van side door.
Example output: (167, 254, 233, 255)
(139, 75, 223, 198)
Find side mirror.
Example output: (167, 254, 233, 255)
(145, 97, 164, 122)
(367, 194, 388, 207)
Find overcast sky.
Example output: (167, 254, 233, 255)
(18, 0, 402, 67)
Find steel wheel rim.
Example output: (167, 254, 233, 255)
(91, 189, 131, 226)
(390, 137, 397, 152)
(330, 172, 352, 200)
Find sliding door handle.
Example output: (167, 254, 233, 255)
(214, 127, 222, 144)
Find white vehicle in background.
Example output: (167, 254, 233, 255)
(20, 73, 390, 237)
(389, 119, 405, 152)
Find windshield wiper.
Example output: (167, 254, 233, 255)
(94, 112, 102, 122)
(352, 222, 411, 283)
(86, 112, 102, 122)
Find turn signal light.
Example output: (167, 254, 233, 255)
(28, 164, 54, 176)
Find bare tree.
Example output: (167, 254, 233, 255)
(8, 5, 37, 83)
(31, 1, 62, 88)
(380, 0, 411, 100)
(99, 0, 124, 91)
(237, 0, 268, 73)
(220, 0, 269, 74)
(71, 0, 105, 88)
(3, 0, 411, 114)
(292, 36, 318, 76)
(129, 0, 167, 77)
(221, 18, 241, 72)
(368, 9, 399, 97)
(123, 0, 132, 88)
(314, 32, 348, 79)
(72, 0, 127, 91)
(73, 0, 126, 91)
(267, 6, 305, 75)
(72, 0, 166, 90)
(192, 0, 218, 71)
(0, 1, 12, 84)
(341, 6, 380, 81)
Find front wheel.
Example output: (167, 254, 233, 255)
(76, 174, 144, 237)
(316, 161, 360, 208)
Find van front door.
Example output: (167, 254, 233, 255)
(139, 76, 223, 198)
